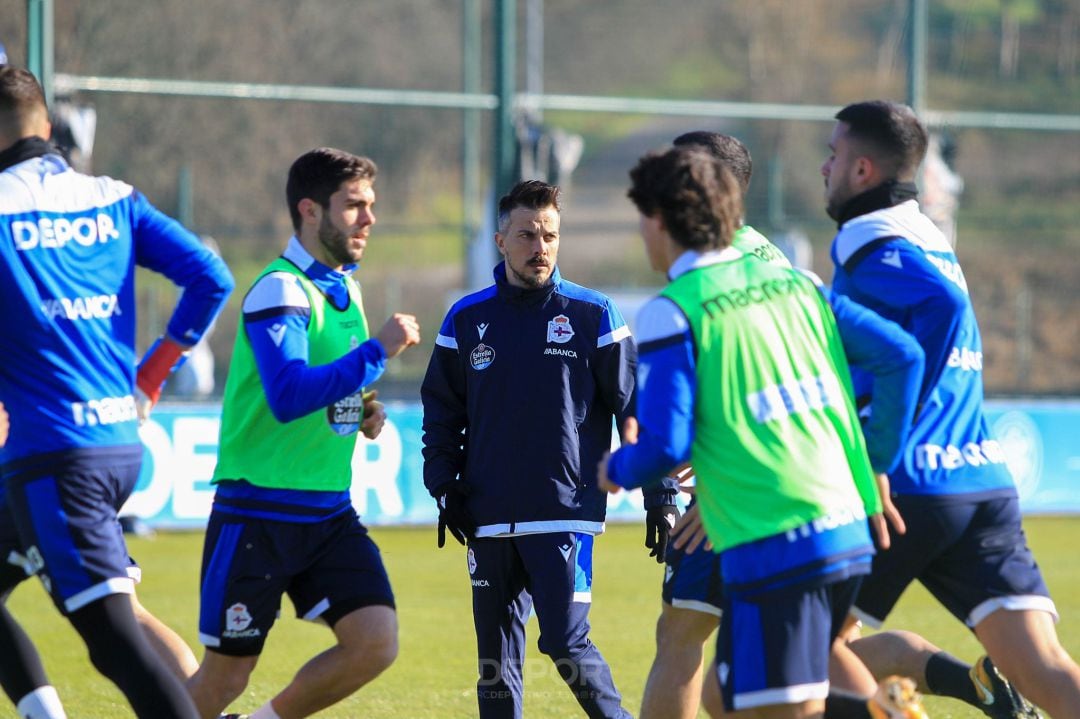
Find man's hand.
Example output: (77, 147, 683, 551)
(376, 313, 421, 359)
(436, 482, 476, 548)
(869, 472, 906, 551)
(644, 504, 680, 563)
(135, 336, 189, 423)
(0, 401, 8, 447)
(360, 390, 386, 440)
(671, 502, 712, 554)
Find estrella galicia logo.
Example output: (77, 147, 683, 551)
(547, 314, 575, 344)
(326, 391, 362, 436)
(470, 343, 495, 371)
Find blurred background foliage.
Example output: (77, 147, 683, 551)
(2, 0, 1077, 394)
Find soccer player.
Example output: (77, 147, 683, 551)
(600, 145, 918, 718)
(421, 179, 653, 719)
(0, 66, 233, 718)
(823, 100, 1080, 717)
(184, 148, 419, 719)
(637, 131, 795, 719)
(645, 131, 1034, 719)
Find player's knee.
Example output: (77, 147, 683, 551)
(190, 657, 254, 707)
(344, 623, 398, 676)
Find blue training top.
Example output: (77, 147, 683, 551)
(830, 199, 1014, 498)
(0, 147, 233, 464)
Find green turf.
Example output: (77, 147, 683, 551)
(7, 519, 1080, 717)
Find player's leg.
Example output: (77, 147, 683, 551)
(133, 591, 200, 680)
(640, 604, 718, 719)
(68, 592, 199, 719)
(976, 608, 1080, 716)
(186, 512, 288, 717)
(912, 495, 1051, 716)
(0, 593, 66, 719)
(469, 537, 530, 719)
(847, 629, 1003, 709)
(258, 605, 397, 718)
(640, 543, 723, 719)
(7, 452, 197, 718)
(258, 515, 397, 718)
(187, 649, 259, 719)
(524, 532, 631, 719)
(0, 495, 66, 719)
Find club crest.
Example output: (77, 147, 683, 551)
(547, 314, 575, 344)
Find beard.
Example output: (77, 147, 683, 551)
(317, 214, 360, 267)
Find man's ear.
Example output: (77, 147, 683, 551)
(297, 197, 319, 224)
(494, 232, 506, 256)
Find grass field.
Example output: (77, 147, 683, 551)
(8, 518, 1080, 718)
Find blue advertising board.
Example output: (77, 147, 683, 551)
(125, 400, 1080, 529)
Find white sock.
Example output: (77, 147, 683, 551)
(249, 701, 282, 719)
(16, 686, 67, 719)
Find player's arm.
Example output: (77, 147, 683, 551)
(605, 297, 695, 491)
(593, 299, 680, 561)
(244, 272, 389, 423)
(132, 193, 234, 347)
(130, 193, 234, 416)
(827, 290, 925, 475)
(421, 312, 474, 546)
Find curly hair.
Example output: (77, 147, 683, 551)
(627, 146, 743, 251)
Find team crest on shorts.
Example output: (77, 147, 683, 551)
(547, 314, 575, 344)
(470, 343, 495, 371)
(226, 602, 253, 631)
(467, 547, 478, 575)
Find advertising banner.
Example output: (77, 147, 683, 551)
(125, 400, 1080, 529)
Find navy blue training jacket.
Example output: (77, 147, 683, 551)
(422, 263, 667, 537)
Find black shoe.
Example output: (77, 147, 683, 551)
(969, 655, 1040, 718)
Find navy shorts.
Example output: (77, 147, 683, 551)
(198, 508, 395, 656)
(717, 576, 861, 712)
(852, 494, 1054, 628)
(0, 446, 142, 613)
(662, 542, 724, 617)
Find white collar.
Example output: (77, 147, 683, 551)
(667, 246, 743, 281)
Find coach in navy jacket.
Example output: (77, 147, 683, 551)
(422, 180, 655, 719)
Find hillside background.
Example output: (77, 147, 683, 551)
(2, 0, 1077, 395)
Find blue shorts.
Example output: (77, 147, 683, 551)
(0, 446, 142, 613)
(198, 507, 395, 656)
(852, 493, 1054, 628)
(662, 543, 723, 617)
(717, 576, 861, 711)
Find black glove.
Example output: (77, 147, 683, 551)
(436, 482, 476, 548)
(644, 504, 680, 563)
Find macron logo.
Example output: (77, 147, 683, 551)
(267, 323, 287, 347)
(477, 322, 489, 339)
(558, 544, 573, 562)
(880, 249, 903, 269)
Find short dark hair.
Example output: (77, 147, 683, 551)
(835, 101, 928, 180)
(0, 66, 48, 140)
(627, 146, 743, 251)
(673, 131, 752, 193)
(497, 179, 561, 232)
(286, 148, 377, 232)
